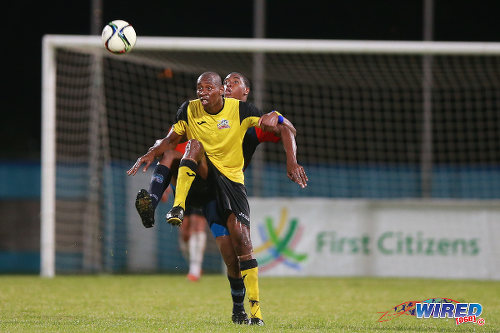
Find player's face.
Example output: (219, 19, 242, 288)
(224, 74, 249, 102)
(196, 77, 223, 109)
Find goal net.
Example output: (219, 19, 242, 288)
(42, 36, 500, 277)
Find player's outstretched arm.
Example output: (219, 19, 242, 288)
(258, 111, 296, 136)
(281, 117, 296, 136)
(127, 128, 182, 176)
(279, 125, 308, 188)
(258, 111, 279, 131)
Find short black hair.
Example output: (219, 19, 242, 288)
(198, 71, 222, 87)
(226, 72, 251, 89)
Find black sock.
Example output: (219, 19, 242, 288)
(148, 164, 172, 209)
(227, 276, 246, 314)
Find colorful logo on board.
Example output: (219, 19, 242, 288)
(254, 208, 308, 272)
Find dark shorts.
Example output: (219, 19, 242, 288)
(185, 175, 214, 209)
(203, 200, 230, 238)
(184, 205, 204, 216)
(170, 177, 211, 217)
(185, 156, 251, 229)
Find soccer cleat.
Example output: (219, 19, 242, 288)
(166, 206, 184, 226)
(186, 273, 200, 282)
(231, 311, 249, 325)
(249, 318, 264, 326)
(135, 189, 155, 228)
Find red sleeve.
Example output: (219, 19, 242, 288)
(255, 127, 281, 143)
(175, 141, 188, 153)
(167, 125, 188, 153)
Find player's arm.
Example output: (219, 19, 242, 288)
(127, 101, 189, 176)
(259, 111, 296, 136)
(126, 128, 183, 176)
(240, 101, 273, 131)
(281, 116, 297, 136)
(240, 102, 295, 137)
(279, 126, 308, 188)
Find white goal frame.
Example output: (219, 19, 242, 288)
(41, 36, 500, 277)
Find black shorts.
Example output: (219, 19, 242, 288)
(184, 205, 204, 216)
(185, 174, 214, 208)
(185, 156, 251, 227)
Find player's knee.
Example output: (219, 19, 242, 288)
(185, 139, 204, 157)
(191, 216, 206, 231)
(233, 238, 254, 257)
(222, 253, 240, 272)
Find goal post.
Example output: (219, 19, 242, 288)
(41, 37, 57, 277)
(41, 36, 500, 277)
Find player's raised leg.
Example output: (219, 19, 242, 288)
(166, 139, 207, 226)
(135, 150, 181, 228)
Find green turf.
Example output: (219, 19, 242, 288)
(0, 275, 498, 332)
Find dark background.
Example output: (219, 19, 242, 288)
(4, 0, 500, 160)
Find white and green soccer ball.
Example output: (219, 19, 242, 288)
(101, 20, 136, 54)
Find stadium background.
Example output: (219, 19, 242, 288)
(2, 0, 500, 274)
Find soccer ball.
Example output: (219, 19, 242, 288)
(101, 20, 136, 54)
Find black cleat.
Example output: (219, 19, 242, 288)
(249, 318, 265, 326)
(135, 189, 155, 228)
(232, 311, 249, 325)
(166, 206, 184, 226)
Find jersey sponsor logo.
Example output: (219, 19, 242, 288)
(197, 121, 207, 125)
(217, 119, 230, 129)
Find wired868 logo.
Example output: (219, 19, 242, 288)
(254, 208, 308, 272)
(378, 298, 485, 326)
(416, 301, 485, 326)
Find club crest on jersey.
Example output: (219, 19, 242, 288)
(217, 119, 230, 129)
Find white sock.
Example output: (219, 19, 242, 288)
(188, 231, 206, 277)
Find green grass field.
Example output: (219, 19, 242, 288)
(0, 275, 498, 332)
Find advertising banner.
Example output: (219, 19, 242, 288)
(249, 198, 500, 279)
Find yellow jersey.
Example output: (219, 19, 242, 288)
(172, 97, 262, 184)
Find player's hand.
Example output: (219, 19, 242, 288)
(287, 162, 308, 188)
(126, 151, 156, 176)
(259, 111, 279, 131)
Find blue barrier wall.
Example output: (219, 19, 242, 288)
(2, 161, 500, 273)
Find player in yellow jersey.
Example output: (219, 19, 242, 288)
(131, 73, 307, 325)
(168, 72, 270, 325)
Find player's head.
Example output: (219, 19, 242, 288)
(197, 72, 224, 110)
(223, 72, 250, 102)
